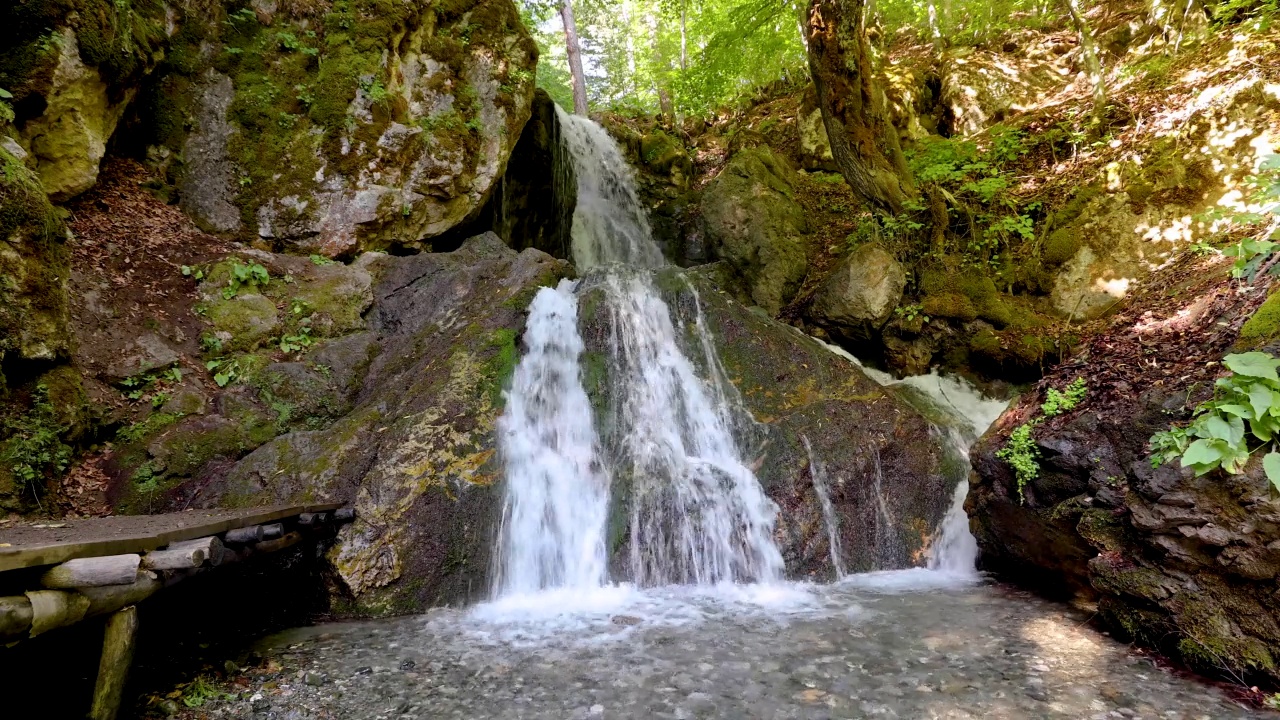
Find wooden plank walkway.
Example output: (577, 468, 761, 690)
(0, 504, 342, 572)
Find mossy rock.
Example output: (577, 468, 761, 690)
(1239, 289, 1280, 347)
(921, 292, 977, 322)
(0, 144, 69, 364)
(150, 0, 539, 256)
(203, 293, 281, 352)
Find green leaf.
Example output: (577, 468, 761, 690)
(1205, 415, 1234, 441)
(1266, 452, 1280, 494)
(1224, 352, 1280, 381)
(1249, 383, 1274, 419)
(0, 88, 12, 99)
(1181, 438, 1225, 467)
(1217, 404, 1253, 419)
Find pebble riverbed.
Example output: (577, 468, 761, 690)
(163, 573, 1268, 720)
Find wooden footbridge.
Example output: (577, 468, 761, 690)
(0, 504, 354, 720)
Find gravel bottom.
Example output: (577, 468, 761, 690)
(152, 573, 1268, 720)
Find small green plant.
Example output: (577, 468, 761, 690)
(1149, 351, 1280, 492)
(2, 384, 73, 499)
(309, 254, 334, 266)
(222, 259, 270, 299)
(360, 77, 389, 104)
(1042, 377, 1087, 417)
(1266, 692, 1280, 710)
(894, 304, 929, 324)
(279, 326, 313, 353)
(181, 265, 205, 281)
(996, 378, 1089, 502)
(205, 358, 244, 387)
(181, 677, 226, 708)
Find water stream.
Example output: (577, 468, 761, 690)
(199, 112, 1268, 718)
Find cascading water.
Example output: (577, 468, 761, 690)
(492, 108, 784, 596)
(492, 282, 608, 595)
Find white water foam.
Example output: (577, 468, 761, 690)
(492, 280, 609, 596)
(802, 435, 846, 578)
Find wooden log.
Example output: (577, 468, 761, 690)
(40, 554, 141, 589)
(89, 606, 138, 720)
(254, 531, 302, 554)
(298, 512, 332, 526)
(223, 525, 264, 544)
(26, 589, 90, 637)
(167, 536, 227, 566)
(141, 546, 206, 571)
(333, 507, 356, 523)
(0, 595, 33, 641)
(261, 522, 284, 539)
(81, 574, 161, 618)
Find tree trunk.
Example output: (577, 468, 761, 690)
(805, 0, 914, 214)
(1061, 0, 1106, 120)
(561, 0, 589, 115)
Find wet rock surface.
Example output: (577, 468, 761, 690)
(152, 580, 1264, 719)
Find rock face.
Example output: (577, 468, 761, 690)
(809, 242, 905, 341)
(577, 266, 960, 579)
(1, 1, 168, 200)
(483, 89, 577, 260)
(939, 48, 1062, 137)
(141, 0, 538, 257)
(701, 146, 809, 314)
(969, 263, 1280, 683)
(0, 145, 70, 366)
(183, 235, 570, 613)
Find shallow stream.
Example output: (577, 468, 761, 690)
(219, 574, 1264, 719)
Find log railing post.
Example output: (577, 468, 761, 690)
(89, 605, 138, 720)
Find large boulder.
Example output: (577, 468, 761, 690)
(180, 234, 571, 613)
(701, 146, 809, 314)
(809, 242, 905, 341)
(143, 0, 537, 257)
(969, 257, 1280, 683)
(939, 47, 1062, 136)
(577, 265, 961, 579)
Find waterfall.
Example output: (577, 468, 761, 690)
(492, 108, 784, 595)
(492, 281, 608, 595)
(802, 435, 846, 578)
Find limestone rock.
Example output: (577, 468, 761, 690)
(810, 243, 905, 340)
(940, 48, 1062, 137)
(701, 146, 808, 314)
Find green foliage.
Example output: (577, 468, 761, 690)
(205, 357, 246, 387)
(1150, 352, 1280, 493)
(181, 264, 206, 281)
(996, 423, 1039, 502)
(996, 378, 1088, 502)
(2, 384, 73, 497)
(1198, 154, 1280, 284)
(1042, 377, 1087, 417)
(894, 303, 929, 323)
(309, 254, 335, 266)
(222, 259, 271, 299)
(1209, 0, 1279, 28)
(279, 326, 314, 353)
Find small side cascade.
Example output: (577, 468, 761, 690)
(802, 435, 846, 578)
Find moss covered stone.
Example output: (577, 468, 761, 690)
(0, 144, 69, 364)
(1239, 289, 1280, 346)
